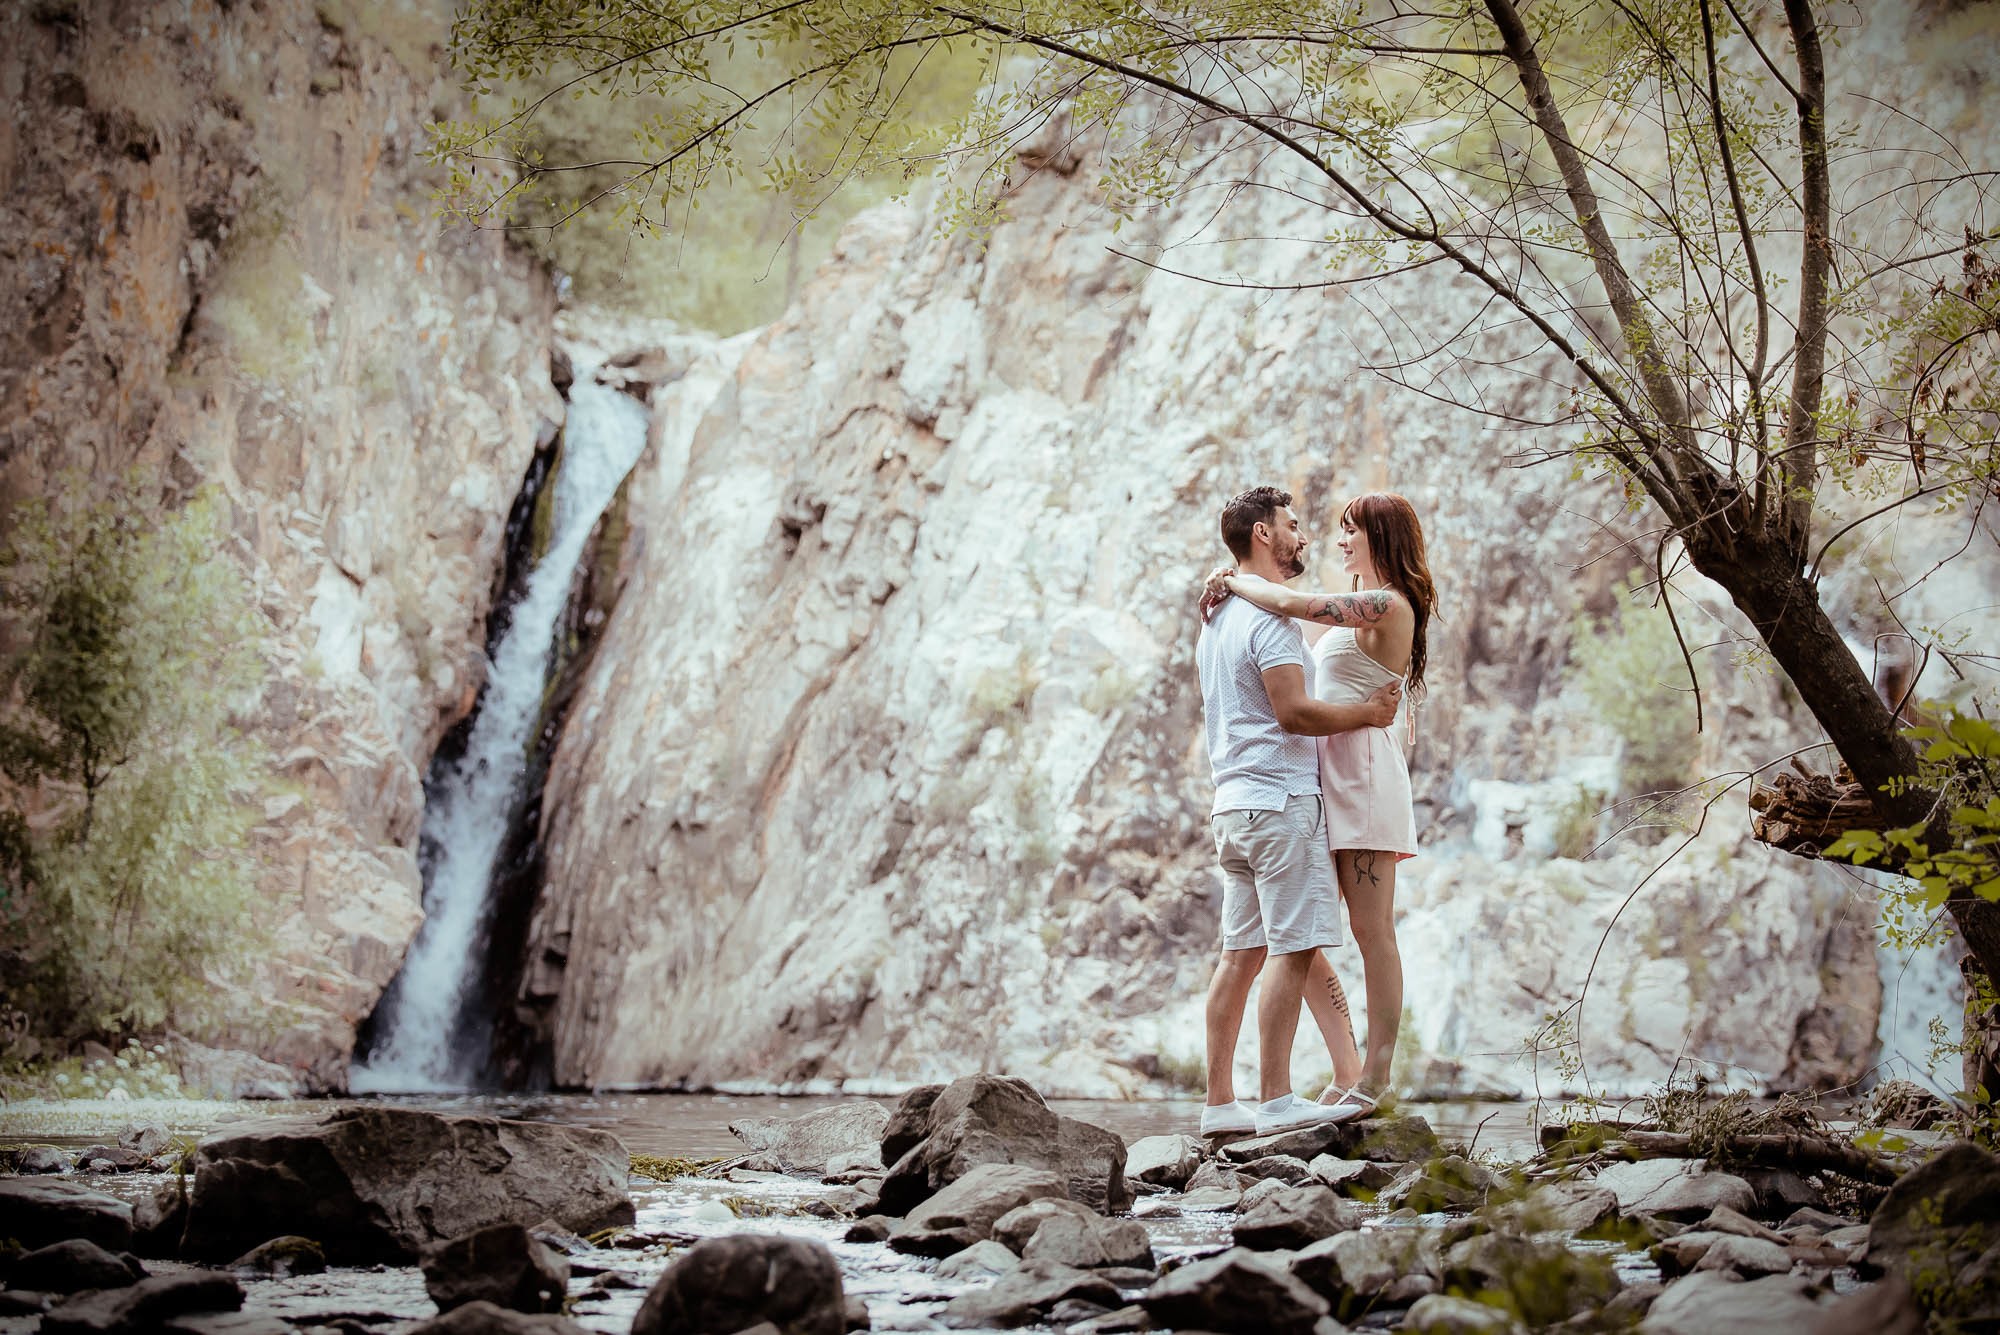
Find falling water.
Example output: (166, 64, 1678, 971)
(351, 368, 650, 1093)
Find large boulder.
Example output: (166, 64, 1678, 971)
(728, 1102, 891, 1173)
(1232, 1184, 1359, 1250)
(1290, 1228, 1441, 1320)
(179, 1107, 632, 1263)
(991, 1201, 1153, 1270)
(1125, 1135, 1204, 1190)
(0, 1178, 135, 1251)
(421, 1224, 570, 1314)
(890, 1163, 1069, 1257)
(1595, 1159, 1755, 1221)
(1864, 1138, 2000, 1327)
(632, 1234, 845, 1335)
(876, 1075, 1129, 1216)
(1139, 1247, 1331, 1335)
(10, 1240, 146, 1295)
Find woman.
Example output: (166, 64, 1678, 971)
(1204, 492, 1436, 1116)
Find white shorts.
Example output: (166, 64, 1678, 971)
(1212, 792, 1341, 954)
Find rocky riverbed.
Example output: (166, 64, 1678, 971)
(0, 1075, 1990, 1334)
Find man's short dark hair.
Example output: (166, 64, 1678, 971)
(1220, 486, 1292, 560)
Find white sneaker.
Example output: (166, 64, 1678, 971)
(1254, 1093, 1361, 1135)
(1198, 1101, 1256, 1139)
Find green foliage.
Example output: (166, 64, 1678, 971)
(0, 1038, 184, 1101)
(0, 486, 274, 1040)
(1566, 578, 1700, 796)
(1825, 706, 2000, 916)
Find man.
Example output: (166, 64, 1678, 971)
(1195, 486, 1399, 1138)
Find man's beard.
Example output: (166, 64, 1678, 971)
(1282, 547, 1307, 579)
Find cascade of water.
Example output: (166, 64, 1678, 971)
(351, 368, 650, 1093)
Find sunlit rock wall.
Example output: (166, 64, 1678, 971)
(526, 99, 1967, 1097)
(0, 0, 560, 1088)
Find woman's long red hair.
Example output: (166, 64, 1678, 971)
(1341, 492, 1438, 699)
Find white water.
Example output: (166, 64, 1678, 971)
(352, 369, 650, 1093)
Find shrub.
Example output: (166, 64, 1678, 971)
(1567, 577, 1701, 796)
(0, 485, 274, 1040)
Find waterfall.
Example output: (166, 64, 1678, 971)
(351, 367, 650, 1093)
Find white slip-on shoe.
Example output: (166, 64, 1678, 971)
(1254, 1093, 1349, 1135)
(1198, 1101, 1256, 1141)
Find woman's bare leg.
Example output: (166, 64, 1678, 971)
(1303, 950, 1363, 1096)
(1338, 849, 1403, 1093)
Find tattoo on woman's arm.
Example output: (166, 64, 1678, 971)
(1306, 590, 1394, 626)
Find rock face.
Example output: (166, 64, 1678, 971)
(508, 18, 2000, 1097)
(0, 0, 560, 1090)
(179, 1107, 632, 1262)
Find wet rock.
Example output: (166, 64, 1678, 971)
(992, 1198, 1097, 1251)
(1139, 1247, 1330, 1335)
(117, 1123, 171, 1159)
(1594, 1159, 1755, 1221)
(76, 1145, 150, 1173)
(159, 1316, 293, 1335)
(14, 1146, 70, 1174)
(0, 1177, 135, 1250)
(1306, 1156, 1395, 1195)
(10, 1240, 146, 1294)
(1690, 1235, 1792, 1276)
(731, 1103, 890, 1173)
(1124, 1136, 1204, 1190)
(407, 1302, 591, 1334)
(41, 1272, 241, 1335)
(1062, 1308, 1154, 1335)
(227, 1236, 327, 1278)
(1237, 1154, 1314, 1185)
(1862, 1138, 2000, 1326)
(633, 1234, 845, 1335)
(1781, 1206, 1858, 1233)
(132, 1181, 189, 1258)
(1637, 1273, 1828, 1334)
(1218, 1123, 1354, 1165)
(1174, 1186, 1244, 1212)
(1351, 1116, 1442, 1164)
(877, 1075, 1130, 1216)
(420, 1224, 569, 1314)
(844, 1294, 871, 1331)
(1291, 1228, 1441, 1314)
(941, 1258, 1123, 1329)
(1481, 1180, 1617, 1235)
(844, 1216, 895, 1243)
(1377, 1156, 1500, 1213)
(1401, 1293, 1525, 1334)
(181, 1106, 632, 1262)
(1018, 1215, 1153, 1271)
(1233, 1183, 1359, 1251)
(1441, 1233, 1621, 1325)
(1738, 1167, 1824, 1217)
(891, 1163, 1069, 1257)
(1651, 1231, 1737, 1275)
(1187, 1161, 1253, 1192)
(934, 1239, 1022, 1282)
(1698, 1204, 1788, 1242)
(1237, 1177, 1292, 1213)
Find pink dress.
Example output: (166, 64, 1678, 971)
(1309, 627, 1417, 860)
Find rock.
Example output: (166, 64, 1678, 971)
(934, 1239, 1022, 1282)
(407, 1302, 591, 1334)
(1352, 1117, 1443, 1164)
(1306, 1156, 1396, 1195)
(876, 1075, 1130, 1216)
(730, 1103, 891, 1172)
(1638, 1273, 1830, 1334)
(1481, 1181, 1617, 1235)
(1174, 1186, 1244, 1212)
(1218, 1123, 1356, 1166)
(882, 1085, 946, 1163)
(1061, 1302, 1153, 1333)
(891, 1163, 1070, 1257)
(132, 1181, 189, 1258)
(1401, 1293, 1525, 1334)
(1377, 1156, 1500, 1213)
(1237, 1177, 1292, 1213)
(40, 1273, 242, 1335)
(0, 1177, 135, 1250)
(1019, 1215, 1153, 1271)
(10, 1240, 146, 1294)
(1187, 1161, 1253, 1192)
(14, 1146, 71, 1174)
(1690, 1234, 1793, 1276)
(632, 1234, 846, 1335)
(0, 1293, 50, 1317)
(1699, 1205, 1788, 1243)
(1594, 1159, 1756, 1221)
(76, 1145, 150, 1173)
(1781, 1207, 1858, 1233)
(226, 1236, 326, 1279)
(844, 1293, 871, 1331)
(825, 1150, 888, 1181)
(1139, 1247, 1330, 1335)
(160, 1315, 294, 1335)
(1651, 1231, 1736, 1275)
(844, 1216, 895, 1243)
(117, 1123, 172, 1158)
(941, 1258, 1122, 1329)
(420, 1224, 569, 1314)
(170, 1037, 302, 1100)
(1863, 1138, 2000, 1326)
(1124, 1136, 1204, 1190)
(1738, 1167, 1824, 1217)
(1237, 1155, 1315, 1185)
(1232, 1183, 1359, 1250)
(180, 1106, 632, 1262)
(1290, 1229, 1441, 1319)
(1441, 1232, 1621, 1325)
(992, 1198, 1098, 1252)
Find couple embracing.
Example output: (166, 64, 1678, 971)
(1194, 486, 1437, 1140)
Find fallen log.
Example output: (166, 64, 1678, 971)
(1548, 1122, 1904, 1186)
(1749, 759, 1889, 857)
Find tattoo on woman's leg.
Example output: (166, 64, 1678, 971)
(1355, 851, 1381, 888)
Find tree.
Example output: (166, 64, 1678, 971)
(435, 0, 2000, 1087)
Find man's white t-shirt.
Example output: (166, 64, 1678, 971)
(1196, 582, 1321, 815)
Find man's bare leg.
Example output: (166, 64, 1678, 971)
(1205, 945, 1266, 1106)
(1339, 848, 1404, 1093)
(1256, 947, 1317, 1102)
(1303, 950, 1364, 1098)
